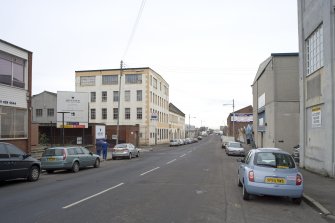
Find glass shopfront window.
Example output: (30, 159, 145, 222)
(0, 106, 28, 139)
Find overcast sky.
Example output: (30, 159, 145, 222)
(1, 0, 298, 129)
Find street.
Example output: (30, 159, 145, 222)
(0, 135, 329, 223)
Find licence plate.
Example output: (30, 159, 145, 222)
(265, 177, 286, 184)
(48, 157, 56, 161)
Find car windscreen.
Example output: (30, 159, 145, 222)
(229, 142, 241, 148)
(42, 149, 63, 157)
(254, 152, 295, 169)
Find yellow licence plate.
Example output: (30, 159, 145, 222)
(48, 157, 56, 161)
(265, 177, 286, 184)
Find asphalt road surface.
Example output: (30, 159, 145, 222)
(0, 135, 330, 223)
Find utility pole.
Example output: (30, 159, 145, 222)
(57, 111, 70, 146)
(116, 60, 123, 145)
(223, 99, 235, 139)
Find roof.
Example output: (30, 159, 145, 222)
(252, 53, 298, 86)
(32, 90, 57, 98)
(169, 103, 185, 117)
(0, 39, 32, 54)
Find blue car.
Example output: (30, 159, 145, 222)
(237, 148, 303, 204)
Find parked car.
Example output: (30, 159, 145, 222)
(41, 146, 100, 173)
(197, 136, 202, 140)
(170, 139, 179, 147)
(226, 141, 245, 156)
(0, 142, 41, 182)
(112, 143, 140, 159)
(237, 148, 303, 204)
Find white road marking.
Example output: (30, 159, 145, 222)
(187, 150, 192, 153)
(140, 167, 160, 176)
(166, 159, 177, 164)
(180, 154, 186, 158)
(62, 183, 124, 209)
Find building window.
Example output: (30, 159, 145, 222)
(80, 76, 95, 86)
(102, 91, 107, 102)
(113, 91, 119, 102)
(306, 24, 323, 75)
(125, 74, 142, 84)
(36, 109, 43, 117)
(91, 108, 96, 120)
(102, 75, 118, 85)
(0, 51, 25, 88)
(102, 108, 107, 120)
(125, 90, 130, 101)
(47, 109, 54, 117)
(113, 108, 118, 120)
(164, 85, 168, 96)
(137, 108, 142, 119)
(0, 106, 27, 138)
(125, 108, 130, 119)
(137, 90, 142, 101)
(153, 77, 157, 89)
(91, 92, 96, 102)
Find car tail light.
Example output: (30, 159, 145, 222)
(248, 170, 255, 182)
(62, 150, 67, 160)
(296, 174, 302, 185)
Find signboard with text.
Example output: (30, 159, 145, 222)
(57, 91, 89, 128)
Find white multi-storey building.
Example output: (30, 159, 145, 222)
(75, 67, 170, 146)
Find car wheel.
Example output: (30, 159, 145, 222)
(94, 158, 100, 168)
(136, 151, 140, 158)
(46, 170, 54, 174)
(27, 165, 40, 182)
(128, 153, 132, 159)
(237, 172, 242, 187)
(292, 197, 302, 205)
(72, 161, 80, 173)
(242, 183, 250, 200)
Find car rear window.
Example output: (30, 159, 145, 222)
(42, 149, 63, 157)
(229, 142, 241, 148)
(115, 144, 127, 148)
(254, 152, 295, 169)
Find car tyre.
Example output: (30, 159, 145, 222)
(136, 151, 140, 158)
(94, 158, 100, 168)
(27, 165, 40, 182)
(242, 183, 250, 200)
(292, 197, 302, 205)
(72, 161, 80, 173)
(237, 172, 242, 187)
(128, 153, 132, 159)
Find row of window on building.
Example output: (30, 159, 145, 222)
(91, 107, 143, 120)
(80, 74, 142, 86)
(149, 129, 169, 140)
(90, 90, 143, 103)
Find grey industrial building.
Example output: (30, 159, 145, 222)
(252, 53, 300, 152)
(298, 0, 335, 177)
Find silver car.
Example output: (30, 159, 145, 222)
(226, 141, 245, 156)
(41, 146, 100, 173)
(112, 143, 140, 160)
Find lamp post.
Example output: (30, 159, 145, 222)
(57, 111, 70, 146)
(223, 99, 235, 139)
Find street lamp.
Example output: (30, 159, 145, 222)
(57, 111, 70, 146)
(223, 99, 235, 139)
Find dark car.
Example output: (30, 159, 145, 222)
(0, 142, 41, 182)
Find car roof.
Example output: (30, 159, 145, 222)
(254, 147, 289, 154)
